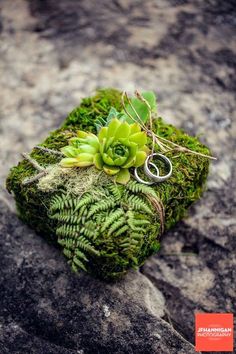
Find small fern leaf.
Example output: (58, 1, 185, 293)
(71, 262, 78, 272)
(126, 180, 158, 198)
(74, 193, 99, 213)
(51, 212, 82, 224)
(50, 194, 67, 212)
(58, 237, 75, 249)
(75, 249, 89, 262)
(73, 256, 87, 271)
(56, 224, 80, 238)
(107, 217, 126, 236)
(81, 226, 98, 240)
(88, 198, 116, 217)
(108, 184, 124, 200)
(125, 195, 153, 215)
(101, 208, 125, 232)
(132, 219, 150, 226)
(113, 225, 129, 237)
(76, 235, 99, 256)
(63, 248, 73, 259)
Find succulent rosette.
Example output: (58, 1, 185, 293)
(60, 118, 149, 184)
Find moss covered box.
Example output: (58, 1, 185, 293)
(6, 89, 211, 280)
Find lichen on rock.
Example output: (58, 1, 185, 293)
(6, 89, 211, 280)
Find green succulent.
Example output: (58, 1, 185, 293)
(60, 118, 149, 184)
(60, 131, 99, 167)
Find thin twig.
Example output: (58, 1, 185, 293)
(22, 171, 47, 185)
(35, 146, 64, 156)
(122, 91, 147, 130)
(135, 90, 155, 156)
(156, 136, 217, 160)
(21, 153, 45, 172)
(147, 131, 170, 152)
(121, 91, 139, 124)
(125, 90, 217, 160)
(21, 152, 49, 185)
(122, 91, 168, 152)
(133, 91, 171, 153)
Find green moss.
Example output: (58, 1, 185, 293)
(6, 89, 210, 280)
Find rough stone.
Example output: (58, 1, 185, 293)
(0, 0, 235, 353)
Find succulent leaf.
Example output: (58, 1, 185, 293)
(61, 146, 80, 157)
(94, 153, 103, 169)
(115, 168, 130, 184)
(133, 151, 147, 167)
(129, 132, 147, 146)
(103, 165, 120, 175)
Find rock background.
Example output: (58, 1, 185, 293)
(0, 1, 235, 353)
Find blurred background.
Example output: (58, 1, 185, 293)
(1, 0, 235, 184)
(0, 1, 235, 353)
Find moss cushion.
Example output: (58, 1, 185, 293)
(6, 89, 210, 280)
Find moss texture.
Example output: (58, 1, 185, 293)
(6, 89, 210, 280)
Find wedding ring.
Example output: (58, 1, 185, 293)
(134, 162, 159, 185)
(144, 153, 172, 182)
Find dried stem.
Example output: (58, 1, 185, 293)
(121, 91, 168, 153)
(154, 136, 217, 160)
(22, 171, 47, 185)
(121, 91, 138, 124)
(135, 90, 154, 156)
(121, 91, 147, 130)
(122, 90, 216, 161)
(35, 146, 64, 156)
(21, 153, 45, 172)
(21, 152, 49, 185)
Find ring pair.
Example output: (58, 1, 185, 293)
(134, 153, 172, 185)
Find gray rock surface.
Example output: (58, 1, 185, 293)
(0, 0, 235, 353)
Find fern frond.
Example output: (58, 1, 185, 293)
(127, 214, 146, 232)
(50, 194, 67, 212)
(75, 249, 89, 262)
(78, 205, 89, 217)
(120, 232, 143, 254)
(95, 210, 107, 224)
(101, 208, 125, 232)
(74, 193, 99, 212)
(63, 248, 73, 258)
(73, 256, 87, 271)
(107, 217, 126, 236)
(88, 198, 116, 217)
(126, 180, 158, 198)
(49, 179, 158, 275)
(71, 262, 78, 273)
(58, 237, 76, 249)
(120, 240, 139, 252)
(56, 224, 80, 238)
(131, 219, 150, 226)
(108, 184, 124, 200)
(81, 222, 99, 240)
(113, 225, 129, 237)
(125, 195, 153, 215)
(76, 235, 100, 256)
(51, 212, 82, 224)
(129, 232, 143, 241)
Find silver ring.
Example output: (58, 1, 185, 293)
(134, 162, 159, 185)
(144, 153, 172, 182)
